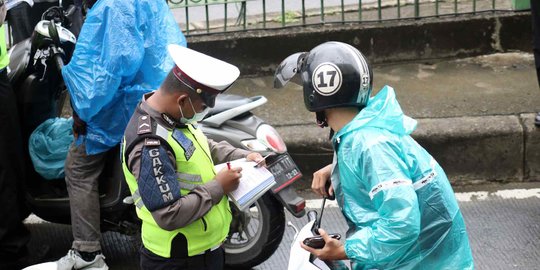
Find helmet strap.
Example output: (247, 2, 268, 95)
(328, 129, 335, 141)
(316, 111, 328, 128)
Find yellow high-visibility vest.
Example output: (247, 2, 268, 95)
(0, 25, 9, 69)
(122, 122, 231, 258)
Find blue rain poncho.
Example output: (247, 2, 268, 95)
(62, 0, 187, 155)
(330, 86, 474, 269)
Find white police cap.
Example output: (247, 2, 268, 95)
(167, 44, 240, 107)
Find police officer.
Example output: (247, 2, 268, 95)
(122, 44, 264, 270)
(274, 41, 474, 269)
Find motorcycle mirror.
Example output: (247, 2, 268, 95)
(42, 7, 64, 25)
(307, 182, 334, 236)
(307, 210, 318, 223)
(313, 196, 328, 235)
(47, 19, 61, 46)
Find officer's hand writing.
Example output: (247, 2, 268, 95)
(312, 164, 333, 197)
(300, 228, 347, 261)
(215, 167, 242, 194)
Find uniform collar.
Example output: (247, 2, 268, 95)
(140, 92, 187, 129)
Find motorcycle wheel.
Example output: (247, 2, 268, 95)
(224, 192, 285, 269)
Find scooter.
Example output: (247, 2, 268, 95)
(287, 196, 349, 270)
(8, 5, 306, 269)
(201, 94, 307, 268)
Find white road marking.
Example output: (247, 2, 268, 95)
(24, 188, 540, 224)
(305, 199, 340, 209)
(454, 188, 540, 202)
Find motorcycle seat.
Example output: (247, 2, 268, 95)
(207, 94, 252, 117)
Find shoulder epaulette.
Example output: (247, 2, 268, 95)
(137, 115, 152, 135)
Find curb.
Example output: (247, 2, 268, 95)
(279, 113, 540, 190)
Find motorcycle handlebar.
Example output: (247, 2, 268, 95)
(52, 49, 65, 72)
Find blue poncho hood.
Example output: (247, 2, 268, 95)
(335, 85, 417, 139)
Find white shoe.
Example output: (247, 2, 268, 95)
(56, 249, 109, 270)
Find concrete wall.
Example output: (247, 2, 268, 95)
(187, 12, 532, 76)
(278, 114, 539, 190)
(185, 11, 537, 189)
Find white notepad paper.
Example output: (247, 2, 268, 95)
(214, 158, 276, 211)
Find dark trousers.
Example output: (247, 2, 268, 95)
(0, 69, 31, 268)
(140, 246, 225, 270)
(6, 2, 34, 44)
(532, 0, 540, 87)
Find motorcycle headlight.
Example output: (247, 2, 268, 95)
(257, 124, 287, 153)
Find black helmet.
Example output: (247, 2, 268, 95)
(274, 41, 373, 112)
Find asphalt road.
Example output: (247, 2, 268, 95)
(23, 183, 540, 270)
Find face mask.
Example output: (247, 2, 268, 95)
(178, 97, 210, 124)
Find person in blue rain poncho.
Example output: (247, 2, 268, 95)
(56, 0, 186, 269)
(274, 41, 474, 270)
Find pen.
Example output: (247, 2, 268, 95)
(253, 154, 272, 167)
(227, 162, 231, 170)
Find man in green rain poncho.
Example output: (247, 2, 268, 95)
(274, 41, 474, 270)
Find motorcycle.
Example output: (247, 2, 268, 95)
(201, 95, 307, 267)
(287, 196, 348, 270)
(8, 5, 306, 269)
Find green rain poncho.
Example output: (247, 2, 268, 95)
(330, 86, 474, 270)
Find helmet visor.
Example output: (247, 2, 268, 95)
(273, 52, 308, 88)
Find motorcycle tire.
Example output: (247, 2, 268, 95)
(224, 192, 285, 269)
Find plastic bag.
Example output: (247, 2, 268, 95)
(29, 117, 74, 180)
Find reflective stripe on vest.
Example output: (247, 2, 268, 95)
(122, 124, 232, 258)
(0, 25, 9, 70)
(177, 172, 202, 182)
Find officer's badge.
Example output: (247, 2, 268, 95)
(161, 113, 176, 127)
(172, 129, 196, 160)
(144, 138, 161, 147)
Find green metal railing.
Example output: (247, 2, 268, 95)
(166, 0, 527, 36)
